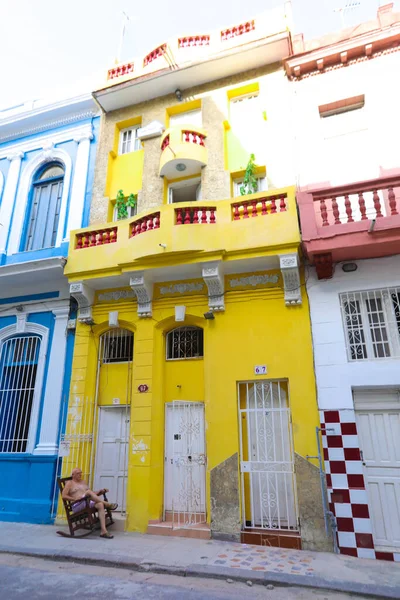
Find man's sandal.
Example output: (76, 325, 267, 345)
(100, 532, 114, 539)
(108, 503, 118, 511)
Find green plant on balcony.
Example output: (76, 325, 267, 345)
(240, 153, 258, 196)
(116, 189, 137, 220)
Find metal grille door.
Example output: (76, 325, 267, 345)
(238, 381, 298, 531)
(164, 402, 206, 528)
(0, 335, 41, 453)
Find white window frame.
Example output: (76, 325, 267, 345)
(233, 174, 267, 197)
(0, 322, 49, 454)
(113, 203, 137, 222)
(119, 127, 142, 155)
(168, 177, 202, 204)
(340, 288, 400, 361)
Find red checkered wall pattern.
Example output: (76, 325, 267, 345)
(320, 409, 400, 562)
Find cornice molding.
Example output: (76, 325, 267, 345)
(0, 122, 94, 160)
(0, 109, 98, 146)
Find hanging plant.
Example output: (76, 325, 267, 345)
(116, 189, 137, 220)
(240, 153, 258, 196)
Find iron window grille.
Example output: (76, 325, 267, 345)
(166, 327, 204, 360)
(0, 334, 41, 453)
(340, 288, 400, 361)
(101, 329, 134, 363)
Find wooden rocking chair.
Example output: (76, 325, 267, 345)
(56, 476, 114, 538)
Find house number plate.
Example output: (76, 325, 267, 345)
(254, 365, 267, 375)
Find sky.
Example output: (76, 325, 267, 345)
(0, 0, 397, 109)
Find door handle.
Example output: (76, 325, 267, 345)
(360, 450, 366, 466)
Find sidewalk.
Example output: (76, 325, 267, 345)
(0, 522, 399, 599)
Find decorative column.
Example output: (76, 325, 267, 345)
(34, 306, 70, 455)
(202, 261, 225, 311)
(130, 273, 153, 317)
(279, 254, 302, 306)
(70, 282, 95, 323)
(0, 152, 24, 255)
(65, 132, 94, 237)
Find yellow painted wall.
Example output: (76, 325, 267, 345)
(63, 272, 319, 533)
(106, 149, 144, 206)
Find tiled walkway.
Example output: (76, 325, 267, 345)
(210, 543, 315, 576)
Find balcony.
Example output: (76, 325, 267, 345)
(159, 125, 207, 178)
(66, 187, 298, 283)
(297, 175, 400, 279)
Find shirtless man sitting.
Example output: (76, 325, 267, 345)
(62, 467, 118, 539)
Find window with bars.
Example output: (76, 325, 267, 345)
(101, 329, 134, 363)
(166, 327, 204, 360)
(119, 127, 142, 154)
(340, 289, 400, 360)
(0, 335, 41, 453)
(24, 163, 64, 251)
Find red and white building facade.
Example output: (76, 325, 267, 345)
(286, 4, 400, 561)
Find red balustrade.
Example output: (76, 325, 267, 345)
(178, 35, 210, 48)
(107, 63, 134, 80)
(221, 20, 255, 41)
(175, 206, 216, 225)
(231, 195, 287, 220)
(161, 135, 170, 151)
(143, 44, 167, 67)
(312, 177, 400, 227)
(129, 212, 161, 237)
(182, 131, 206, 146)
(76, 227, 117, 249)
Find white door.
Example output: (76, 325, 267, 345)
(94, 407, 129, 511)
(354, 389, 400, 552)
(239, 381, 298, 531)
(164, 402, 206, 524)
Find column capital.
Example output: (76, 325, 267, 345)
(52, 306, 70, 320)
(7, 151, 24, 162)
(74, 132, 94, 144)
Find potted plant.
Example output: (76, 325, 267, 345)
(116, 189, 137, 220)
(240, 154, 258, 196)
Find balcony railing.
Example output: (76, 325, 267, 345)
(76, 226, 118, 248)
(175, 206, 216, 225)
(311, 176, 399, 228)
(159, 125, 208, 177)
(129, 212, 160, 237)
(232, 195, 287, 220)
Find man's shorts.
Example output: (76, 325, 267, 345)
(72, 499, 96, 512)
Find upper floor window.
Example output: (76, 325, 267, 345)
(169, 109, 202, 127)
(24, 163, 64, 252)
(0, 334, 41, 453)
(233, 174, 267, 197)
(101, 328, 134, 364)
(340, 288, 400, 361)
(166, 326, 204, 360)
(230, 92, 259, 124)
(119, 127, 142, 155)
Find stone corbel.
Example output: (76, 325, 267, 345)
(202, 262, 225, 312)
(279, 254, 302, 306)
(42, 141, 55, 160)
(130, 273, 153, 318)
(70, 282, 95, 323)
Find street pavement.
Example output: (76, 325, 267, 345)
(0, 522, 399, 598)
(0, 554, 365, 599)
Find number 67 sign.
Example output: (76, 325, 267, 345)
(254, 365, 267, 375)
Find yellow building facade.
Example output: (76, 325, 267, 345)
(63, 10, 331, 551)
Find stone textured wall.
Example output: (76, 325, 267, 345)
(295, 453, 333, 552)
(90, 64, 281, 225)
(210, 453, 241, 542)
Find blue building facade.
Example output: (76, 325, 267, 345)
(0, 95, 99, 523)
